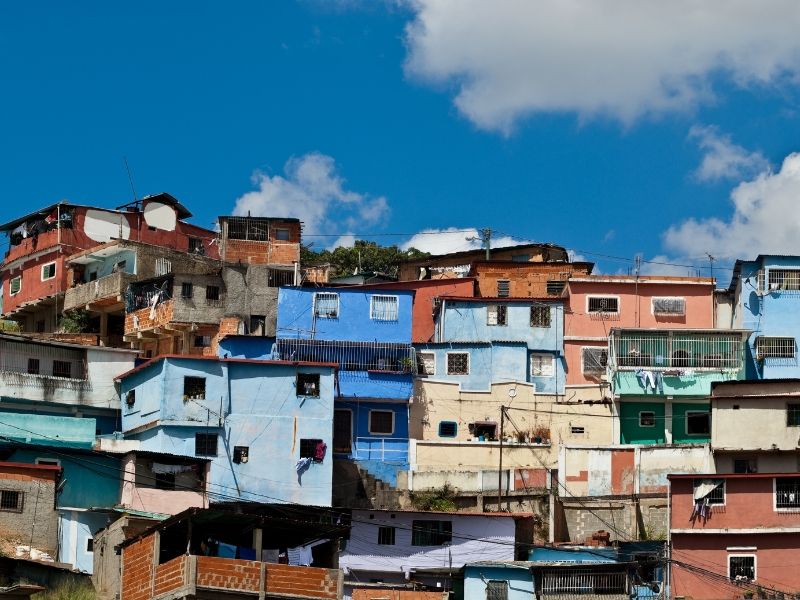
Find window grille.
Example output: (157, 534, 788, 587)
(314, 292, 339, 318)
(694, 479, 725, 504)
(775, 477, 800, 508)
(768, 269, 800, 291)
(788, 403, 800, 426)
(276, 339, 415, 373)
(487, 305, 507, 326)
(485, 581, 508, 600)
(652, 297, 686, 315)
(417, 352, 435, 376)
(411, 520, 452, 546)
(369, 410, 394, 435)
(371, 295, 399, 321)
(267, 269, 295, 287)
(447, 352, 469, 375)
(546, 280, 566, 295)
(377, 526, 396, 546)
(181, 282, 193, 299)
(27, 358, 39, 375)
(729, 556, 755, 581)
(540, 569, 626, 595)
(225, 217, 270, 241)
(613, 332, 742, 369)
(205, 285, 221, 301)
(530, 353, 554, 377)
(195, 433, 218, 457)
(497, 280, 510, 298)
(756, 336, 796, 359)
(52, 360, 72, 378)
(530, 306, 551, 327)
(0, 490, 22, 512)
(154, 258, 172, 276)
(582, 347, 608, 374)
(588, 296, 618, 313)
(125, 276, 172, 312)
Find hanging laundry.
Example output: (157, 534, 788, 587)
(314, 441, 327, 463)
(295, 457, 313, 483)
(642, 371, 656, 391)
(287, 545, 313, 566)
(654, 371, 664, 394)
(152, 463, 194, 474)
(635, 369, 646, 389)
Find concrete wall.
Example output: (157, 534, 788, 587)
(118, 452, 208, 515)
(93, 515, 159, 600)
(277, 287, 414, 344)
(222, 265, 280, 335)
(557, 496, 668, 543)
(0, 463, 59, 557)
(58, 509, 109, 573)
(463, 565, 534, 600)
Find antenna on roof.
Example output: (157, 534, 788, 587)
(706, 253, 715, 282)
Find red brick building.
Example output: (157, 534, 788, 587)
(669, 472, 800, 598)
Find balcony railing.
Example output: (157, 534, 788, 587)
(353, 437, 408, 463)
(609, 332, 743, 371)
(275, 339, 416, 373)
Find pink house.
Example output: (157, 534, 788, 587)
(669, 473, 800, 599)
(564, 275, 716, 390)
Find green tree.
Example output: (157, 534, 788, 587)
(302, 240, 428, 278)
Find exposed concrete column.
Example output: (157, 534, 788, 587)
(99, 311, 108, 346)
(664, 397, 673, 444)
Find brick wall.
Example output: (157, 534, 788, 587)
(473, 262, 592, 297)
(124, 300, 175, 333)
(223, 240, 300, 265)
(263, 564, 341, 600)
(196, 556, 261, 592)
(353, 591, 448, 600)
(121, 536, 155, 600)
(153, 555, 188, 596)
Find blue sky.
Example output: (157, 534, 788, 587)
(3, 1, 800, 282)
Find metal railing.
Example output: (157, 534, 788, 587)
(353, 437, 408, 462)
(540, 569, 628, 597)
(0, 338, 87, 380)
(609, 332, 743, 370)
(274, 339, 415, 373)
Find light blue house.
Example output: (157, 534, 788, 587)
(417, 298, 565, 393)
(276, 287, 415, 486)
(728, 255, 800, 380)
(117, 355, 337, 507)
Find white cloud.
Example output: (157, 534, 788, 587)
(689, 125, 770, 182)
(403, 0, 800, 132)
(664, 152, 800, 260)
(232, 153, 390, 235)
(401, 227, 533, 254)
(329, 234, 357, 249)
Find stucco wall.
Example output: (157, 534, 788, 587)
(712, 385, 800, 451)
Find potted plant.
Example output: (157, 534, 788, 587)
(531, 425, 551, 444)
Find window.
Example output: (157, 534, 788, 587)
(734, 458, 758, 474)
(88, 271, 97, 282)
(694, 479, 725, 505)
(233, 446, 249, 464)
(27, 358, 39, 375)
(314, 292, 339, 318)
(371, 295, 399, 321)
(377, 526, 396, 545)
(86, 538, 94, 553)
(155, 472, 176, 490)
(530, 353, 555, 377)
(775, 477, 800, 509)
(188, 237, 204, 254)
(41, 262, 56, 281)
(571, 426, 585, 434)
(125, 389, 136, 407)
(249, 315, 266, 335)
(417, 352, 435, 376)
(639, 412, 656, 427)
(9, 276, 21, 296)
(487, 305, 507, 326)
(546, 280, 566, 296)
(181, 282, 193, 299)
(299, 438, 323, 459)
(686, 411, 710, 436)
(788, 403, 800, 426)
(113, 260, 127, 272)
(205, 285, 220, 301)
(582, 347, 608, 374)
(768, 269, 800, 291)
(652, 297, 686, 315)
(183, 377, 206, 400)
(154, 257, 171, 276)
(274, 228, 291, 241)
(729, 555, 755, 581)
(369, 410, 394, 435)
(0, 490, 22, 512)
(296, 373, 320, 397)
(195, 433, 218, 456)
(472, 422, 497, 440)
(756, 336, 795, 359)
(497, 280, 510, 298)
(530, 306, 551, 327)
(412, 520, 452, 546)
(52, 360, 72, 378)
(438, 421, 457, 438)
(486, 581, 509, 600)
(35, 458, 60, 467)
(193, 335, 211, 348)
(447, 352, 469, 375)
(588, 296, 619, 314)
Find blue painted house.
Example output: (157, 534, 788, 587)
(727, 255, 800, 380)
(417, 298, 565, 393)
(117, 355, 337, 507)
(276, 287, 415, 486)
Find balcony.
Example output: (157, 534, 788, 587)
(275, 339, 416, 373)
(64, 271, 135, 312)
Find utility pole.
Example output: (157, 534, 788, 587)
(480, 228, 492, 260)
(706, 253, 715, 282)
(497, 405, 505, 511)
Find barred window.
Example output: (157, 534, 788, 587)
(0, 490, 22, 512)
(447, 352, 469, 375)
(411, 520, 452, 546)
(205, 285, 220, 301)
(530, 353, 555, 377)
(530, 306, 551, 327)
(181, 282, 193, 299)
(52, 360, 72, 378)
(195, 433, 218, 457)
(377, 526, 396, 545)
(487, 305, 507, 326)
(775, 477, 800, 508)
(768, 269, 800, 291)
(546, 280, 566, 295)
(756, 336, 796, 359)
(486, 581, 508, 600)
(694, 479, 725, 505)
(369, 410, 394, 435)
(417, 352, 435, 376)
(371, 295, 399, 321)
(314, 292, 339, 318)
(729, 555, 755, 581)
(497, 280, 510, 298)
(588, 296, 619, 313)
(582, 347, 608, 374)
